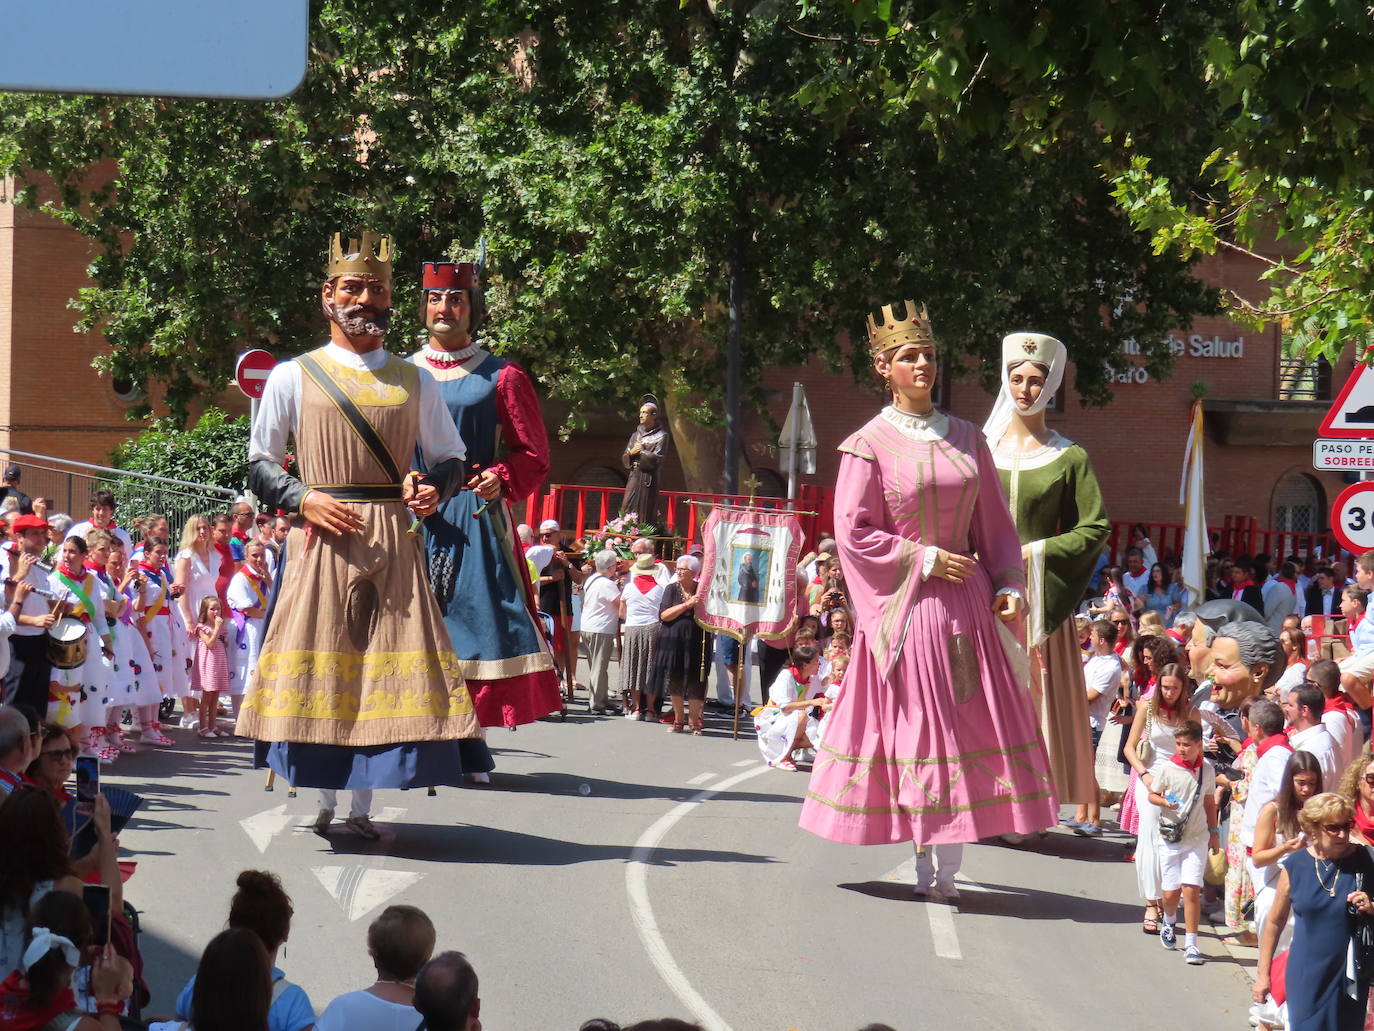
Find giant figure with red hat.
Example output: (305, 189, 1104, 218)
(411, 251, 562, 748)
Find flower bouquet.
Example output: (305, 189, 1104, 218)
(588, 513, 658, 558)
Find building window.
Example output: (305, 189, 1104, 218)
(1278, 356, 1332, 401)
(1271, 469, 1325, 534)
(111, 376, 144, 404)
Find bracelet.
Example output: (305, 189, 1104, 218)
(95, 1001, 123, 1015)
(1208, 827, 1221, 834)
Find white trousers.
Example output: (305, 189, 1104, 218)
(318, 789, 372, 819)
(914, 843, 964, 890)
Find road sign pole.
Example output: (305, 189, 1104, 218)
(785, 381, 802, 503)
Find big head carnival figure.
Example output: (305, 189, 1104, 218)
(237, 232, 492, 837)
(798, 300, 1058, 900)
(410, 250, 562, 745)
(983, 332, 1110, 807)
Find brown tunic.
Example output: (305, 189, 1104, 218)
(236, 348, 483, 748)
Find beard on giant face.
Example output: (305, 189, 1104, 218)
(323, 297, 393, 338)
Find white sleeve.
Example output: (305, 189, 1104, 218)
(414, 365, 466, 466)
(0, 611, 16, 636)
(225, 573, 253, 611)
(248, 362, 301, 464)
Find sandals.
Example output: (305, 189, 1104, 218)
(1143, 903, 1161, 935)
(691, 720, 704, 736)
(666, 721, 685, 733)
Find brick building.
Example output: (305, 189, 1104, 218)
(0, 177, 1347, 543)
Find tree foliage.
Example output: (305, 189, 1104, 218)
(108, 407, 248, 519)
(0, 1, 1219, 486)
(796, 0, 1374, 359)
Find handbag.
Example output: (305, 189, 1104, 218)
(1136, 704, 1155, 769)
(1204, 847, 1227, 886)
(1157, 763, 1204, 845)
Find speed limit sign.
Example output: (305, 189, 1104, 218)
(1332, 482, 1374, 554)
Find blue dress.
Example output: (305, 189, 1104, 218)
(414, 351, 561, 728)
(1281, 847, 1374, 1030)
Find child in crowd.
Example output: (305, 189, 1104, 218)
(191, 596, 229, 740)
(1147, 719, 1219, 966)
(754, 643, 824, 771)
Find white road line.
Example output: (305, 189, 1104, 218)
(626, 762, 773, 1031)
(731, 758, 758, 767)
(686, 772, 717, 785)
(927, 899, 962, 959)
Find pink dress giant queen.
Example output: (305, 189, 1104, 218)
(800, 407, 1059, 845)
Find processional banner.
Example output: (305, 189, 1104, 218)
(694, 506, 803, 642)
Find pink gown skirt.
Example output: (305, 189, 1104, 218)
(800, 567, 1059, 846)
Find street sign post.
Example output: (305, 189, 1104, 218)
(1331, 482, 1374, 554)
(1313, 438, 1374, 471)
(235, 350, 276, 400)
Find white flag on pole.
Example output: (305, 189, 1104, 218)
(1178, 400, 1209, 608)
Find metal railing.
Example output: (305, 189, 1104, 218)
(0, 449, 239, 538)
(1278, 357, 1332, 401)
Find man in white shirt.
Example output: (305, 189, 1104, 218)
(1121, 546, 1149, 599)
(1309, 658, 1363, 773)
(628, 536, 672, 586)
(580, 550, 624, 714)
(1067, 618, 1122, 837)
(1338, 585, 1374, 709)
(67, 489, 133, 554)
(1283, 683, 1341, 790)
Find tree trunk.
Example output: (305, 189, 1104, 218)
(658, 324, 732, 494)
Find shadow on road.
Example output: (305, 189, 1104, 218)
(323, 821, 781, 869)
(492, 770, 791, 805)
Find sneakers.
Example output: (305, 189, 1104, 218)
(344, 815, 380, 840)
(468, 771, 491, 785)
(1074, 823, 1103, 837)
(312, 808, 335, 835)
(1160, 923, 1177, 950)
(1185, 945, 1204, 965)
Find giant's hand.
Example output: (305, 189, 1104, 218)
(930, 548, 976, 584)
(466, 468, 502, 501)
(406, 483, 440, 519)
(301, 490, 365, 536)
(992, 592, 1023, 624)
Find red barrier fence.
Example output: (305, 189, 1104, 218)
(512, 482, 1341, 564)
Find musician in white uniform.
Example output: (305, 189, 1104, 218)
(2, 514, 57, 715)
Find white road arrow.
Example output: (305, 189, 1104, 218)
(238, 804, 297, 854)
(311, 866, 423, 922)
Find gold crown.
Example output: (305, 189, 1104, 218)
(866, 301, 934, 356)
(326, 231, 393, 284)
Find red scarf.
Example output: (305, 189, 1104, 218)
(1231, 578, 1253, 599)
(0, 969, 77, 1030)
(633, 574, 657, 594)
(1170, 752, 1204, 771)
(1325, 694, 1358, 714)
(82, 559, 102, 572)
(1356, 800, 1374, 841)
(1257, 732, 1292, 760)
(137, 560, 161, 575)
(58, 563, 85, 582)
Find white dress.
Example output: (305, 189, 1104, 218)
(46, 568, 111, 728)
(225, 569, 269, 697)
(138, 568, 179, 698)
(755, 667, 823, 766)
(116, 582, 162, 706)
(96, 572, 138, 713)
(162, 561, 194, 697)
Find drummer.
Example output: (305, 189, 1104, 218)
(46, 535, 113, 757)
(2, 514, 57, 715)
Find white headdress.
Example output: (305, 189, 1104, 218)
(982, 332, 1068, 446)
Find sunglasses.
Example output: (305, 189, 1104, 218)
(1363, 775, 1374, 787)
(1111, 619, 1129, 626)
(1322, 822, 1354, 834)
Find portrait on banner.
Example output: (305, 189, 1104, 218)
(696, 507, 803, 641)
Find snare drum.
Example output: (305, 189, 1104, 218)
(47, 616, 88, 670)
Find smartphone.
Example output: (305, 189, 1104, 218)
(75, 755, 99, 805)
(83, 884, 112, 947)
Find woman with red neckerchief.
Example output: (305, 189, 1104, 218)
(103, 538, 165, 747)
(46, 536, 113, 760)
(225, 539, 273, 723)
(133, 538, 178, 746)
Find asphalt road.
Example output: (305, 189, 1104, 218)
(100, 663, 1257, 1031)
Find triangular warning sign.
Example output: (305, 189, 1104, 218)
(1319, 353, 1374, 438)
